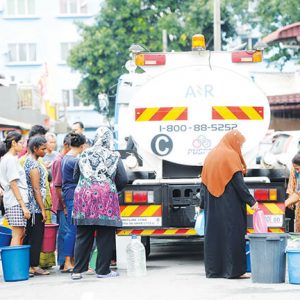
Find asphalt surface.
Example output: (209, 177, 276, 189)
(1, 238, 300, 300)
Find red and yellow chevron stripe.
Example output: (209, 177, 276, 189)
(120, 205, 162, 217)
(116, 228, 198, 236)
(247, 228, 285, 233)
(135, 107, 188, 122)
(212, 106, 264, 120)
(247, 203, 285, 215)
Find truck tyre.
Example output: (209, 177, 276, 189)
(141, 236, 151, 258)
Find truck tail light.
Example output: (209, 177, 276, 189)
(133, 191, 148, 203)
(124, 191, 133, 203)
(135, 54, 166, 66)
(124, 190, 154, 203)
(254, 189, 277, 201)
(231, 50, 263, 63)
(269, 189, 277, 201)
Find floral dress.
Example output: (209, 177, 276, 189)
(73, 175, 122, 227)
(287, 166, 300, 232)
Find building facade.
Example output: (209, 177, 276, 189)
(0, 0, 102, 130)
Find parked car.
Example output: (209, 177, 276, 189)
(260, 131, 300, 170)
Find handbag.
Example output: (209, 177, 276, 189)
(253, 209, 268, 233)
(194, 210, 205, 235)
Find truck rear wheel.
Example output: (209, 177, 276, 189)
(141, 236, 151, 258)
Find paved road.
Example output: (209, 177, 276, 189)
(1, 238, 300, 300)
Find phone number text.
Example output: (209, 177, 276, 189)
(159, 124, 238, 132)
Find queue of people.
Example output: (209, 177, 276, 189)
(1, 126, 299, 281)
(0, 123, 128, 279)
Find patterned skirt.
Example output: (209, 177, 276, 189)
(5, 204, 27, 227)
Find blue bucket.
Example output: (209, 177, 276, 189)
(287, 250, 300, 284)
(0, 245, 30, 282)
(246, 241, 251, 272)
(0, 226, 12, 247)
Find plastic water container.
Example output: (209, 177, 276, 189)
(287, 250, 300, 284)
(89, 249, 98, 270)
(247, 233, 288, 283)
(0, 245, 31, 282)
(0, 225, 12, 247)
(41, 224, 59, 252)
(126, 235, 147, 277)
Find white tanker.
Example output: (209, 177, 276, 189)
(114, 37, 287, 256)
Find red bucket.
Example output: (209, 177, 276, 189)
(41, 224, 59, 253)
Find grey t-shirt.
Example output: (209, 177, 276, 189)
(0, 153, 28, 209)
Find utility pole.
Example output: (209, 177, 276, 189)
(214, 0, 221, 51)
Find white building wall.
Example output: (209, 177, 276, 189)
(0, 0, 101, 107)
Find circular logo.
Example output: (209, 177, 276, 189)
(151, 134, 173, 156)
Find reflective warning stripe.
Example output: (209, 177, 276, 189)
(135, 107, 188, 122)
(247, 228, 285, 233)
(117, 228, 285, 235)
(247, 203, 285, 215)
(212, 106, 264, 120)
(116, 228, 197, 236)
(120, 205, 162, 217)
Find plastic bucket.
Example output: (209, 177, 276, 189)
(287, 250, 300, 284)
(0, 226, 12, 247)
(246, 241, 251, 272)
(0, 245, 30, 282)
(41, 224, 59, 253)
(246, 233, 288, 283)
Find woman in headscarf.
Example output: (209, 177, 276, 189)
(201, 129, 258, 279)
(71, 126, 128, 280)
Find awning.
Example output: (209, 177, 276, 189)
(267, 93, 300, 110)
(0, 117, 31, 130)
(262, 22, 300, 44)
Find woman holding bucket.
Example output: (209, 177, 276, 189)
(200, 130, 258, 279)
(0, 131, 31, 246)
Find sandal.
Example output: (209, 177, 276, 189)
(33, 267, 50, 276)
(71, 273, 82, 280)
(61, 268, 73, 273)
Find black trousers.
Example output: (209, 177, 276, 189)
(73, 225, 116, 275)
(23, 213, 45, 267)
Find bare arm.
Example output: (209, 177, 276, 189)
(9, 180, 31, 219)
(30, 168, 46, 222)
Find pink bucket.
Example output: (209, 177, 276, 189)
(41, 224, 59, 253)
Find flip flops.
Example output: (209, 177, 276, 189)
(33, 267, 50, 276)
(71, 273, 82, 280)
(61, 268, 73, 273)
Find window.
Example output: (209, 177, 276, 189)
(8, 43, 37, 63)
(18, 88, 33, 108)
(62, 89, 81, 107)
(73, 90, 81, 106)
(60, 42, 76, 62)
(6, 0, 35, 16)
(59, 0, 88, 15)
(62, 89, 70, 106)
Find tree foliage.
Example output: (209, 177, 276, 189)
(68, 0, 236, 112)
